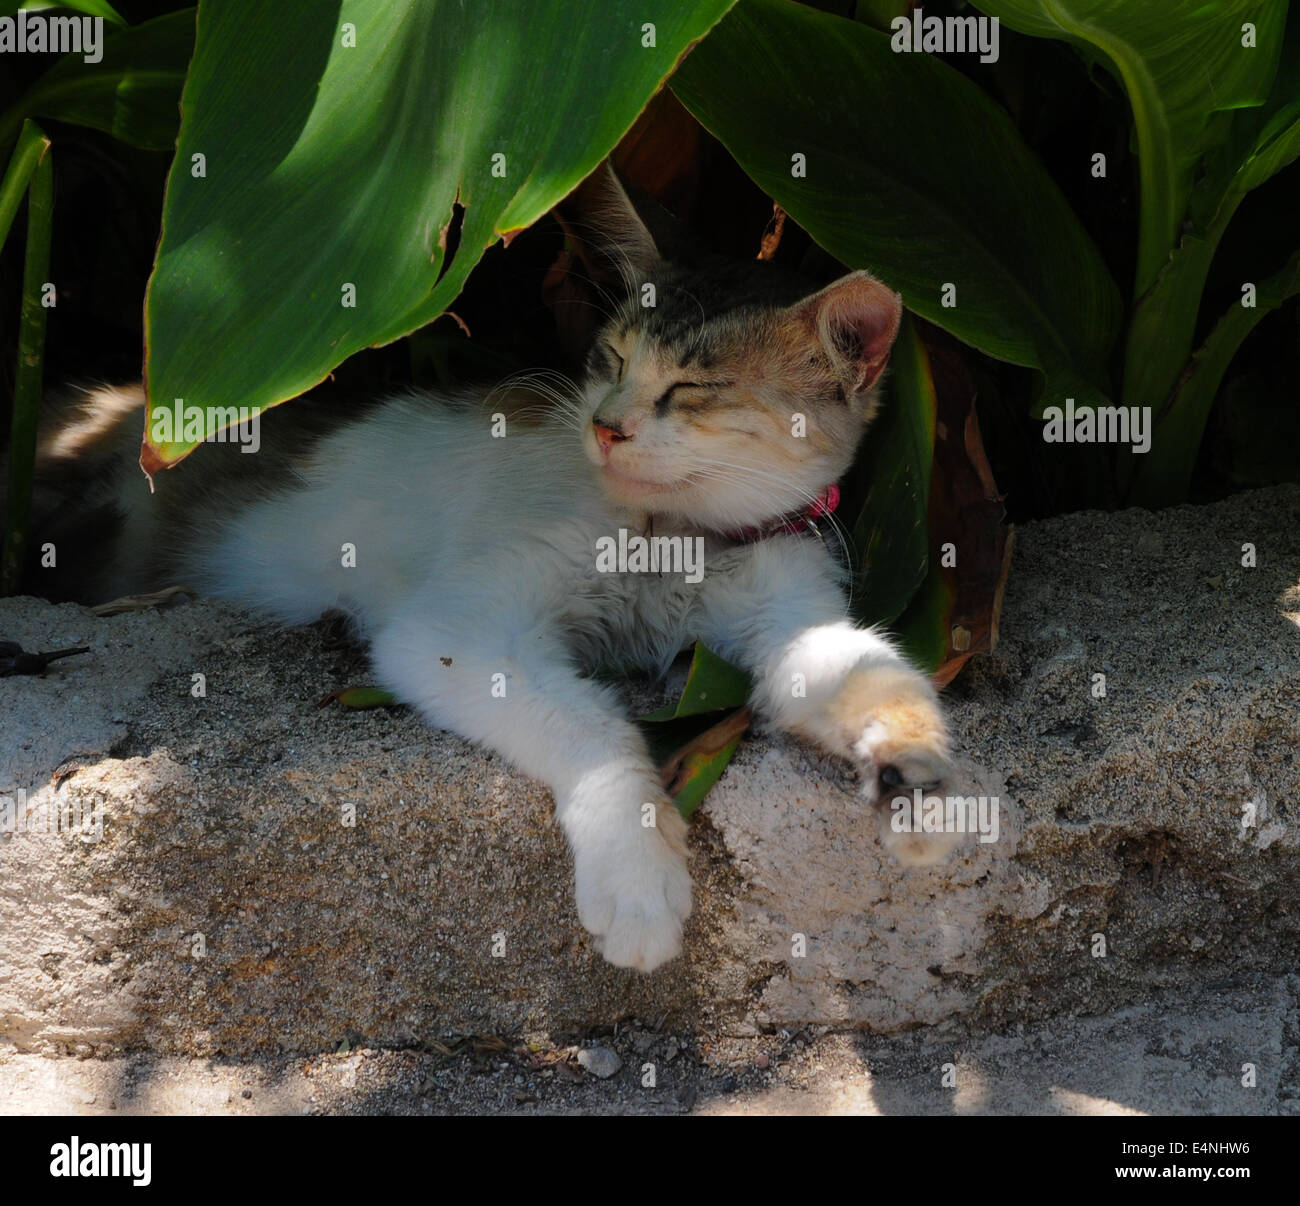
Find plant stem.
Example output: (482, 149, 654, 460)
(2, 122, 54, 596)
(0, 120, 50, 250)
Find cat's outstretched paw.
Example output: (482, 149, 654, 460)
(573, 799, 692, 973)
(829, 664, 961, 867)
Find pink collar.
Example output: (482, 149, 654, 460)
(725, 482, 840, 543)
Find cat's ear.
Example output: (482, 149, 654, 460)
(787, 270, 903, 396)
(557, 160, 661, 280)
(546, 162, 662, 365)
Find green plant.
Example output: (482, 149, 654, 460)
(139, 0, 737, 471)
(134, 0, 1300, 538)
(0, 6, 194, 151)
(0, 1, 194, 591)
(975, 0, 1300, 504)
(0, 119, 52, 593)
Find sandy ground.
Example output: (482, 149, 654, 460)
(4, 485, 1298, 1115)
(4, 972, 1295, 1115)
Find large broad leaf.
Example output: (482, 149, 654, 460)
(0, 10, 194, 151)
(974, 0, 1288, 299)
(142, 0, 736, 470)
(671, 0, 1122, 413)
(1209, 7, 1300, 204)
(853, 0, 907, 27)
(841, 312, 935, 627)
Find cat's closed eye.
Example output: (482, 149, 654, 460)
(652, 381, 733, 415)
(605, 344, 625, 381)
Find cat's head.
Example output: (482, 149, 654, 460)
(570, 166, 902, 534)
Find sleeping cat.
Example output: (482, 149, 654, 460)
(25, 166, 956, 971)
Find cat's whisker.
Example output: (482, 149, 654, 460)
(549, 294, 620, 328)
(562, 214, 645, 315)
(558, 263, 626, 327)
(480, 369, 588, 428)
(494, 367, 581, 396)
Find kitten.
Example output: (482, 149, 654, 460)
(23, 167, 957, 971)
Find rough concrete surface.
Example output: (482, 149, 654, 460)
(1, 483, 1298, 1114)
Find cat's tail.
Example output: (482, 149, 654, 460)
(1, 382, 149, 602)
(5, 379, 381, 605)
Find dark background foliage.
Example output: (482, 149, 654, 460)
(3, 0, 1298, 525)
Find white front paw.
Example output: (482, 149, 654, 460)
(574, 801, 692, 973)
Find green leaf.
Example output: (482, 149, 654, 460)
(672, 0, 1121, 413)
(1218, 12, 1300, 200)
(1130, 249, 1300, 505)
(0, 1, 126, 23)
(893, 569, 954, 677)
(1114, 9, 1300, 496)
(669, 730, 745, 819)
(640, 641, 752, 816)
(641, 641, 751, 721)
(974, 0, 1288, 299)
(843, 312, 935, 627)
(141, 0, 736, 469)
(976, 3, 1297, 503)
(319, 685, 399, 710)
(853, 0, 908, 29)
(0, 10, 194, 152)
(643, 702, 753, 819)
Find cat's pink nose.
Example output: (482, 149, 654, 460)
(592, 419, 630, 455)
